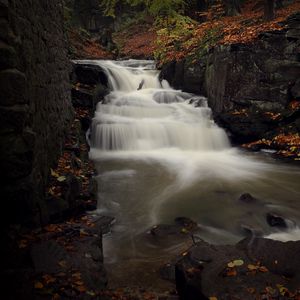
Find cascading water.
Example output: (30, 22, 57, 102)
(90, 60, 229, 152)
(80, 59, 300, 287)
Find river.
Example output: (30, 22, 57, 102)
(81, 59, 300, 289)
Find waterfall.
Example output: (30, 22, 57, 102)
(80, 59, 300, 244)
(89, 59, 230, 152)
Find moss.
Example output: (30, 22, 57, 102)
(186, 26, 223, 64)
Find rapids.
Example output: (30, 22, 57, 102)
(77, 59, 300, 287)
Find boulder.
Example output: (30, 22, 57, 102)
(175, 237, 300, 299)
(72, 63, 109, 86)
(266, 213, 287, 228)
(238, 193, 257, 204)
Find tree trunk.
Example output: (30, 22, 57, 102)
(224, 0, 241, 16)
(264, 0, 275, 21)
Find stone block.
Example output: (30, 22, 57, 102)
(0, 42, 17, 69)
(0, 69, 27, 106)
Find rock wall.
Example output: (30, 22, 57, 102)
(205, 12, 300, 114)
(160, 13, 300, 114)
(0, 0, 73, 226)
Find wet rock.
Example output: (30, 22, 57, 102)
(80, 115, 92, 132)
(174, 217, 198, 231)
(216, 110, 278, 143)
(240, 224, 263, 237)
(159, 58, 207, 95)
(73, 63, 109, 86)
(160, 263, 176, 282)
(31, 240, 68, 273)
(266, 213, 287, 228)
(291, 79, 300, 99)
(0, 69, 27, 106)
(63, 174, 81, 205)
(175, 237, 300, 299)
(150, 224, 182, 237)
(238, 193, 257, 204)
(71, 86, 94, 107)
(93, 215, 115, 234)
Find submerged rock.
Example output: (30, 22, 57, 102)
(238, 193, 258, 204)
(266, 213, 287, 228)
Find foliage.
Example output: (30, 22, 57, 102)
(154, 0, 300, 65)
(154, 14, 196, 62)
(100, 0, 186, 19)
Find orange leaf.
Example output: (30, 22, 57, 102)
(34, 281, 44, 289)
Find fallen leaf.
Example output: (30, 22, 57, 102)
(74, 280, 84, 286)
(42, 274, 56, 285)
(34, 281, 44, 289)
(226, 269, 237, 277)
(247, 264, 259, 271)
(57, 176, 66, 182)
(228, 259, 244, 268)
(75, 285, 86, 293)
(209, 297, 218, 300)
(51, 168, 59, 177)
(259, 266, 269, 273)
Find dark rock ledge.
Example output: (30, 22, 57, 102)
(175, 237, 300, 300)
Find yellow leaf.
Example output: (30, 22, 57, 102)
(228, 259, 244, 268)
(209, 297, 218, 300)
(247, 264, 259, 271)
(50, 168, 59, 177)
(57, 176, 66, 182)
(34, 281, 44, 289)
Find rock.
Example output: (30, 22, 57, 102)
(174, 217, 198, 231)
(31, 240, 68, 273)
(238, 193, 257, 204)
(93, 215, 115, 234)
(63, 174, 81, 205)
(266, 213, 287, 228)
(73, 63, 109, 86)
(216, 109, 278, 143)
(150, 224, 182, 237)
(0, 69, 27, 106)
(160, 263, 176, 282)
(80, 115, 92, 132)
(159, 58, 206, 95)
(71, 86, 94, 107)
(0, 42, 17, 69)
(291, 79, 300, 99)
(240, 224, 263, 237)
(175, 237, 300, 299)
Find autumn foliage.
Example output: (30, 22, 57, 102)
(155, 0, 300, 64)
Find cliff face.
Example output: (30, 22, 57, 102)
(0, 0, 73, 226)
(205, 13, 300, 114)
(160, 13, 300, 144)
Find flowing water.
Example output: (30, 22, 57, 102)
(78, 59, 300, 288)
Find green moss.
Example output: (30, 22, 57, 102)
(186, 26, 223, 64)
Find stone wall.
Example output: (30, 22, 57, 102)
(0, 0, 73, 226)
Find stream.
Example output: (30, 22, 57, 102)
(83, 59, 300, 289)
